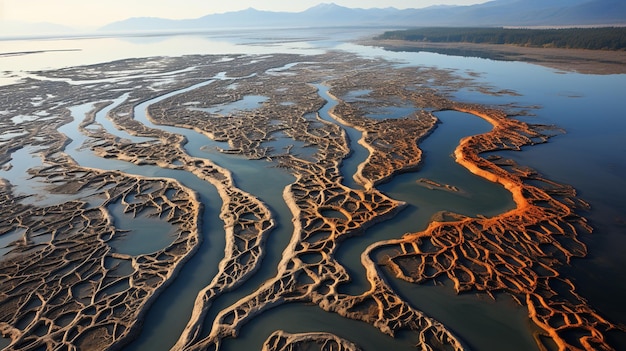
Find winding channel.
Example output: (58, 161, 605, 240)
(120, 79, 296, 349)
(58, 100, 229, 350)
(51, 76, 295, 349)
(313, 89, 534, 350)
(48, 70, 532, 351)
(215, 85, 533, 350)
(314, 83, 367, 190)
(371, 111, 535, 351)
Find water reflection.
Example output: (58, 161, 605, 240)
(0, 27, 381, 75)
(188, 95, 268, 115)
(106, 201, 178, 256)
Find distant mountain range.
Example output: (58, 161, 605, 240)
(2, 0, 624, 38)
(99, 0, 626, 33)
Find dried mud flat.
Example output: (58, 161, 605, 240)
(0, 51, 623, 351)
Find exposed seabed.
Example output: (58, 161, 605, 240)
(0, 51, 621, 351)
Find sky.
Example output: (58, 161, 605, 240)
(0, 0, 489, 29)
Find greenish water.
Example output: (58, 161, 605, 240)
(107, 201, 178, 256)
(114, 77, 297, 350)
(225, 108, 528, 351)
(220, 303, 431, 351)
(45, 96, 237, 351)
(335, 110, 515, 296)
(387, 110, 514, 218)
(388, 280, 537, 351)
(314, 83, 367, 190)
(4, 78, 298, 351)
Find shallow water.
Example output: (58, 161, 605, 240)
(188, 94, 268, 115)
(106, 201, 178, 256)
(398, 110, 514, 218)
(169, 85, 520, 350)
(126, 77, 521, 350)
(367, 105, 416, 120)
(314, 83, 368, 190)
(31, 93, 238, 351)
(336, 109, 515, 294)
(220, 303, 427, 351)
(94, 93, 155, 143)
(329, 109, 529, 350)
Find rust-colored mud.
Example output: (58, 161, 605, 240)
(375, 103, 619, 350)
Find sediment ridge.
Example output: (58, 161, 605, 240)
(373, 102, 619, 350)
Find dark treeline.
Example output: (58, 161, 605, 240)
(376, 27, 626, 51)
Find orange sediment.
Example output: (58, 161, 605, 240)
(375, 102, 619, 351)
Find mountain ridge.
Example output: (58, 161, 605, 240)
(5, 0, 625, 37)
(99, 0, 626, 32)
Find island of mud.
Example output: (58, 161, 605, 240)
(0, 51, 622, 350)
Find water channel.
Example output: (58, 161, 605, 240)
(91, 73, 529, 350)
(215, 81, 532, 351)
(117, 77, 297, 350)
(313, 83, 368, 190)
(9, 74, 297, 350)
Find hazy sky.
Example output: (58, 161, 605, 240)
(0, 0, 488, 28)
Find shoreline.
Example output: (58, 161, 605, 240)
(359, 39, 626, 75)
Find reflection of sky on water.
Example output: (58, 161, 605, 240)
(342, 89, 371, 102)
(0, 227, 26, 258)
(337, 41, 626, 207)
(0, 146, 99, 207)
(188, 95, 268, 115)
(263, 130, 317, 161)
(0, 27, 380, 76)
(366, 105, 416, 119)
(0, 130, 28, 140)
(0, 36, 300, 74)
(89, 93, 155, 143)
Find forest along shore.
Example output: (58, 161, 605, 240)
(362, 29, 626, 75)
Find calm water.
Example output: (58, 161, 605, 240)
(1, 28, 625, 350)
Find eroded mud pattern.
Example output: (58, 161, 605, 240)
(0, 52, 621, 350)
